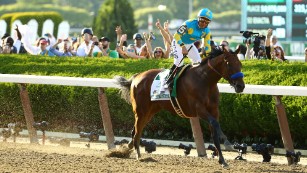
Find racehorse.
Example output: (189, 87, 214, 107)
(114, 47, 245, 168)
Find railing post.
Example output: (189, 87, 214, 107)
(98, 87, 115, 149)
(190, 117, 207, 157)
(19, 84, 38, 144)
(274, 95, 294, 165)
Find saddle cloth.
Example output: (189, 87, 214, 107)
(150, 69, 171, 101)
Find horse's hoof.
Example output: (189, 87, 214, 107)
(221, 162, 229, 169)
(128, 141, 133, 149)
(135, 152, 141, 160)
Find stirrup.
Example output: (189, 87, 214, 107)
(192, 62, 200, 67)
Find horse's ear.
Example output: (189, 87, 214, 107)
(234, 46, 241, 54)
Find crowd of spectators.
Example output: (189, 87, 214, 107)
(0, 19, 175, 60)
(0, 23, 305, 63)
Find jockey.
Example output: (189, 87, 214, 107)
(164, 8, 212, 87)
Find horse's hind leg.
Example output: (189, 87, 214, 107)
(208, 115, 229, 168)
(132, 112, 153, 160)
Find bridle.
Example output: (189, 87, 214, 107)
(207, 54, 244, 82)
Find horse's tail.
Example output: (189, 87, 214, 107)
(114, 74, 138, 104)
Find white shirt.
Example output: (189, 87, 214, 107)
(76, 41, 101, 57)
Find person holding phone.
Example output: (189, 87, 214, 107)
(49, 38, 73, 57)
(76, 28, 101, 57)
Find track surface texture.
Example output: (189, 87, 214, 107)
(0, 140, 306, 173)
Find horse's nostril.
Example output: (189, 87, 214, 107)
(236, 84, 245, 91)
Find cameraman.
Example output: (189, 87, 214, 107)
(245, 35, 266, 59)
(265, 28, 286, 61)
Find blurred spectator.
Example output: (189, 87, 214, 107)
(93, 37, 118, 58)
(1, 28, 26, 54)
(271, 35, 283, 51)
(76, 28, 101, 57)
(44, 33, 56, 47)
(71, 37, 80, 56)
(49, 39, 72, 57)
(245, 35, 266, 59)
(139, 43, 150, 58)
(115, 26, 122, 46)
(14, 26, 27, 54)
(117, 34, 145, 59)
(305, 47, 307, 62)
(219, 40, 232, 52)
(265, 28, 286, 61)
(92, 35, 99, 43)
(154, 19, 171, 58)
(236, 44, 247, 60)
(153, 47, 166, 59)
(1, 36, 17, 54)
(133, 33, 143, 55)
(22, 36, 54, 56)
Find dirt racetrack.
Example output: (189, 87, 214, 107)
(0, 139, 306, 173)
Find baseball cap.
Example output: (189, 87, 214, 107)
(40, 39, 48, 44)
(133, 33, 143, 40)
(99, 37, 110, 42)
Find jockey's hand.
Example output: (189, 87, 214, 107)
(182, 46, 188, 56)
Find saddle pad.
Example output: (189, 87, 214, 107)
(150, 69, 171, 101)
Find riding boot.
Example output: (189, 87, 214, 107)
(164, 64, 177, 88)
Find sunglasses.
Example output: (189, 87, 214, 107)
(127, 49, 135, 53)
(154, 51, 162, 53)
(198, 18, 210, 24)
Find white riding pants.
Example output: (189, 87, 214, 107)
(171, 39, 201, 67)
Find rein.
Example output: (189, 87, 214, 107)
(207, 56, 244, 81)
(207, 57, 227, 79)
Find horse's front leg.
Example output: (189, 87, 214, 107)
(128, 127, 135, 149)
(208, 115, 229, 169)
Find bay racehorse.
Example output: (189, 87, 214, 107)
(114, 47, 245, 168)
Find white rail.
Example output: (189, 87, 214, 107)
(0, 74, 306, 96)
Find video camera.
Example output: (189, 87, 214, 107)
(233, 142, 247, 160)
(251, 143, 274, 162)
(79, 131, 99, 142)
(233, 143, 247, 154)
(240, 31, 265, 58)
(140, 139, 156, 153)
(33, 121, 49, 132)
(178, 143, 193, 156)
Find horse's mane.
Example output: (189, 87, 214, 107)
(200, 48, 224, 65)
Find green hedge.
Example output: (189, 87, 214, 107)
(0, 4, 92, 27)
(1, 12, 63, 38)
(0, 55, 306, 148)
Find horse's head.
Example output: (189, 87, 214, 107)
(221, 47, 245, 93)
